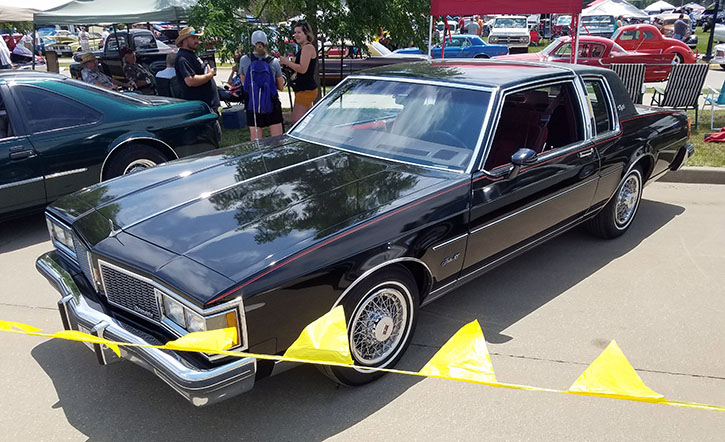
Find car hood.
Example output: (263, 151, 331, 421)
(63, 136, 455, 293)
(490, 28, 529, 36)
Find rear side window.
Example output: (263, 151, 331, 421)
(133, 34, 157, 50)
(13, 85, 102, 133)
(584, 79, 613, 135)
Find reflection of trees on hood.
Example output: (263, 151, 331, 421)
(209, 150, 419, 245)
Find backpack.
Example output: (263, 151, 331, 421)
(243, 53, 277, 114)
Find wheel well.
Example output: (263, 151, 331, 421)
(102, 139, 176, 181)
(474, 53, 490, 58)
(392, 261, 432, 304)
(633, 155, 654, 181)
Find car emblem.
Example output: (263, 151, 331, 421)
(441, 253, 460, 267)
(132, 305, 154, 318)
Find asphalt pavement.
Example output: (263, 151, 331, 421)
(1, 181, 724, 441)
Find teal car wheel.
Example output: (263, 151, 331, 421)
(104, 144, 168, 179)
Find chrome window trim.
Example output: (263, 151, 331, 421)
(0, 175, 43, 190)
(329, 257, 434, 311)
(581, 74, 621, 141)
(99, 137, 178, 181)
(288, 74, 496, 174)
(475, 76, 587, 172)
(45, 168, 88, 180)
(97, 259, 248, 355)
(470, 176, 600, 235)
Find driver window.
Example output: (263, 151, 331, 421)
(554, 44, 571, 57)
(447, 38, 463, 47)
(0, 95, 14, 139)
(619, 30, 638, 41)
(643, 31, 656, 40)
(461, 39, 471, 48)
(485, 82, 584, 170)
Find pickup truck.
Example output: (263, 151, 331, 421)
(37, 60, 693, 406)
(69, 29, 216, 81)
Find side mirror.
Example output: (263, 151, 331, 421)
(508, 148, 537, 179)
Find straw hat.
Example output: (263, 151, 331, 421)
(176, 27, 203, 46)
(80, 52, 97, 64)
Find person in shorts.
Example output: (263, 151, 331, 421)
(239, 30, 285, 140)
(280, 21, 318, 123)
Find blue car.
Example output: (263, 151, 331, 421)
(394, 35, 509, 58)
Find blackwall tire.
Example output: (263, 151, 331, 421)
(586, 166, 643, 239)
(321, 267, 419, 386)
(103, 143, 168, 180)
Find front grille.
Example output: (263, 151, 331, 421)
(73, 234, 94, 285)
(99, 261, 162, 322)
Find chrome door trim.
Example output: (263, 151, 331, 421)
(0, 175, 43, 190)
(45, 168, 88, 180)
(431, 233, 469, 251)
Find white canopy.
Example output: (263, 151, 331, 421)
(583, 0, 649, 19)
(644, 1, 676, 13)
(0, 0, 69, 21)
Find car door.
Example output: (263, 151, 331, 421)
(614, 28, 641, 52)
(461, 79, 600, 278)
(11, 83, 103, 203)
(103, 33, 127, 78)
(443, 37, 464, 58)
(635, 29, 661, 53)
(0, 85, 45, 215)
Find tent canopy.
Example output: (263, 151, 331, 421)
(583, 0, 648, 19)
(430, 0, 581, 16)
(34, 0, 196, 26)
(0, 0, 69, 21)
(644, 1, 676, 12)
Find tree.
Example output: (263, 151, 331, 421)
(190, 0, 432, 63)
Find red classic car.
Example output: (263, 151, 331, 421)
(612, 24, 697, 64)
(498, 36, 675, 82)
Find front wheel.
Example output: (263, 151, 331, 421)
(474, 53, 489, 59)
(673, 53, 684, 64)
(586, 166, 643, 239)
(321, 267, 419, 386)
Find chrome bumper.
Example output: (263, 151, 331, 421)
(671, 143, 695, 171)
(36, 251, 256, 407)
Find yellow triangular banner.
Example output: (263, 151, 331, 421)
(165, 327, 238, 353)
(569, 340, 664, 400)
(419, 320, 497, 383)
(283, 305, 353, 365)
(0, 320, 41, 332)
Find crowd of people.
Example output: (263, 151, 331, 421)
(74, 21, 318, 140)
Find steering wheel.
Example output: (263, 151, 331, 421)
(427, 129, 467, 148)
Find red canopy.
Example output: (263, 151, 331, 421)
(430, 0, 582, 15)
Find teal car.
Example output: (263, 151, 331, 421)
(0, 71, 221, 220)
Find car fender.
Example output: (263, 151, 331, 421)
(100, 133, 178, 180)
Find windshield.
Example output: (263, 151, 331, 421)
(494, 18, 527, 28)
(556, 16, 571, 25)
(582, 15, 615, 25)
(540, 38, 564, 56)
(290, 79, 491, 171)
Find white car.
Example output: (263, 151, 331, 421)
(715, 23, 725, 44)
(487, 15, 530, 53)
(712, 43, 725, 69)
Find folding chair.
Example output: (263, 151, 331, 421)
(701, 82, 725, 130)
(610, 63, 646, 104)
(650, 63, 709, 127)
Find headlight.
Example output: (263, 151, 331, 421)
(162, 294, 186, 327)
(46, 216, 75, 254)
(520, 36, 529, 42)
(162, 292, 241, 348)
(489, 36, 497, 42)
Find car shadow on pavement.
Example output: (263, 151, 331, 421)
(0, 213, 49, 253)
(29, 198, 684, 442)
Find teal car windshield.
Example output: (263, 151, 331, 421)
(290, 79, 491, 171)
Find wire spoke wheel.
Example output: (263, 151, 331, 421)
(614, 172, 641, 227)
(350, 287, 407, 366)
(123, 159, 157, 175)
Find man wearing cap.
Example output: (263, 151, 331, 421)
(174, 27, 219, 111)
(80, 52, 128, 89)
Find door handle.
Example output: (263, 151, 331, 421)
(578, 148, 594, 158)
(9, 147, 36, 160)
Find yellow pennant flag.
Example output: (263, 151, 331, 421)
(52, 330, 121, 357)
(283, 305, 354, 365)
(569, 340, 664, 401)
(420, 320, 497, 383)
(165, 327, 238, 353)
(0, 320, 41, 332)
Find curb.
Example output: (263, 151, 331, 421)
(660, 166, 725, 185)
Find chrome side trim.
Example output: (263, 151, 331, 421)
(99, 137, 178, 181)
(431, 233, 469, 251)
(0, 176, 43, 190)
(329, 257, 434, 311)
(470, 177, 599, 235)
(121, 152, 338, 230)
(421, 279, 458, 306)
(45, 168, 88, 180)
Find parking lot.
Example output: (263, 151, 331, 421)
(1, 181, 723, 440)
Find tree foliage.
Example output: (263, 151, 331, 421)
(190, 0, 432, 62)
